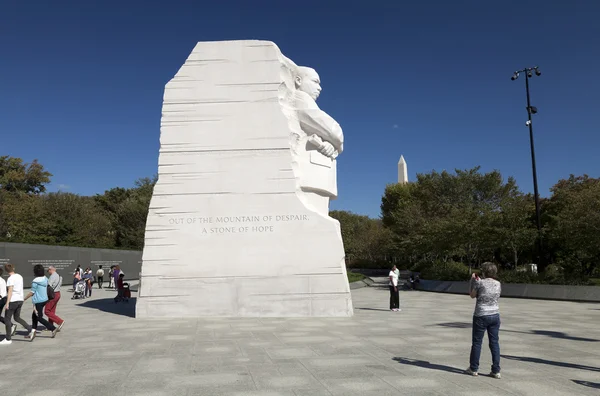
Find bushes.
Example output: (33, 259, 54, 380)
(498, 266, 593, 286)
(414, 260, 594, 285)
(346, 258, 407, 270)
(416, 260, 470, 281)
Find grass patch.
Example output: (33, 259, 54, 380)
(347, 272, 366, 283)
(590, 278, 600, 286)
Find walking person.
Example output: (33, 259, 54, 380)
(96, 265, 104, 289)
(388, 265, 400, 312)
(24, 264, 58, 337)
(0, 267, 18, 337)
(108, 266, 115, 289)
(466, 262, 502, 379)
(1, 264, 35, 345)
(45, 266, 65, 331)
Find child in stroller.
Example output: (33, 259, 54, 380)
(72, 280, 86, 299)
(114, 273, 131, 303)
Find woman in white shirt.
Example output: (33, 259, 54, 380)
(389, 265, 400, 312)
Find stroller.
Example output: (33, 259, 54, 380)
(72, 280, 86, 299)
(114, 282, 131, 303)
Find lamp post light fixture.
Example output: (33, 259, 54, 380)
(511, 66, 543, 265)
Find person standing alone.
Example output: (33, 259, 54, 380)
(388, 265, 400, 312)
(113, 265, 121, 290)
(96, 265, 104, 289)
(108, 266, 115, 289)
(45, 266, 65, 331)
(1, 264, 35, 345)
(466, 262, 502, 379)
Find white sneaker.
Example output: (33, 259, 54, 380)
(57, 321, 65, 332)
(25, 331, 36, 342)
(396, 309, 402, 312)
(0, 339, 12, 345)
(465, 368, 478, 376)
(490, 372, 501, 379)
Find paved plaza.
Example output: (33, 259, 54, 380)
(1, 279, 599, 396)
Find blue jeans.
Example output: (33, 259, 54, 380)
(469, 314, 501, 373)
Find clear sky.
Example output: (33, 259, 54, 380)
(2, 1, 599, 217)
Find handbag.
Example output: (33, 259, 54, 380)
(47, 284, 55, 300)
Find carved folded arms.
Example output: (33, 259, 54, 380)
(294, 66, 344, 158)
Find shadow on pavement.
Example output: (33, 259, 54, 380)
(572, 380, 600, 389)
(393, 357, 465, 375)
(434, 323, 599, 342)
(78, 297, 136, 318)
(502, 355, 600, 372)
(434, 322, 472, 329)
(356, 308, 393, 312)
(502, 329, 599, 342)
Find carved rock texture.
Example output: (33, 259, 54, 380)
(136, 40, 353, 318)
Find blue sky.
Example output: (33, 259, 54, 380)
(2, 0, 599, 217)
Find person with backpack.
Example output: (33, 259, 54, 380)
(96, 265, 105, 289)
(24, 264, 58, 337)
(45, 266, 65, 331)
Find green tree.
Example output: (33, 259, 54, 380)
(495, 194, 537, 268)
(381, 167, 529, 268)
(0, 156, 52, 194)
(546, 175, 600, 278)
(330, 210, 395, 265)
(94, 176, 156, 249)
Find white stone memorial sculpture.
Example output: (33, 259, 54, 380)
(136, 40, 353, 318)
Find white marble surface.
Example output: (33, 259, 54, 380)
(398, 155, 408, 184)
(136, 40, 353, 318)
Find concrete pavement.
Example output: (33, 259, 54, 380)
(1, 279, 598, 396)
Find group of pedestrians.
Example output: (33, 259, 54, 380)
(0, 263, 65, 345)
(71, 264, 123, 298)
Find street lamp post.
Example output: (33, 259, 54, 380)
(511, 66, 543, 265)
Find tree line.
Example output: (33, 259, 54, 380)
(1, 156, 598, 283)
(337, 167, 599, 284)
(0, 155, 154, 250)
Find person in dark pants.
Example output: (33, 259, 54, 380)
(388, 265, 400, 312)
(465, 262, 501, 379)
(24, 264, 58, 338)
(96, 265, 105, 289)
(1, 264, 35, 345)
(0, 267, 17, 336)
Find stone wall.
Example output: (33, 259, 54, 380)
(417, 279, 600, 302)
(0, 242, 142, 286)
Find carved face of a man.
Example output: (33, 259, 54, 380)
(297, 67, 321, 101)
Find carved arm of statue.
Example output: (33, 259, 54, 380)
(298, 108, 344, 155)
(308, 135, 338, 159)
